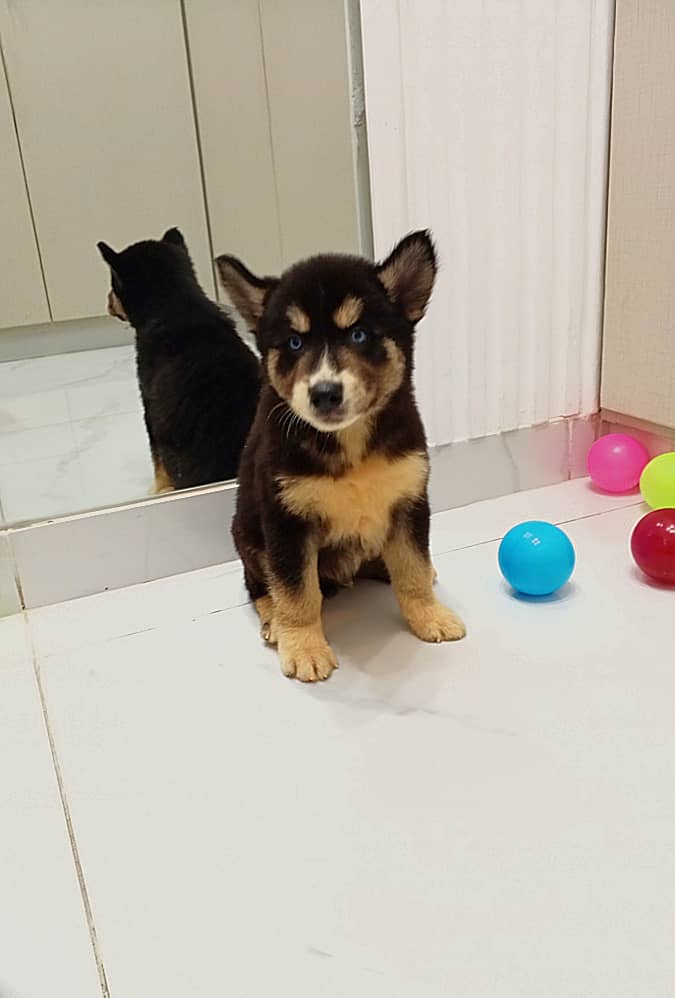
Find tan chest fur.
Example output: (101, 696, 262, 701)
(277, 451, 428, 553)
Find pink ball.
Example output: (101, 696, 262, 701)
(587, 433, 649, 493)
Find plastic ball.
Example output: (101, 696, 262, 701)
(631, 509, 675, 584)
(587, 433, 649, 493)
(498, 521, 576, 596)
(640, 452, 675, 510)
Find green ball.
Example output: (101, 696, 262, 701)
(640, 452, 675, 509)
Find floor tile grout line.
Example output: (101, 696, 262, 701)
(24, 501, 645, 644)
(430, 500, 644, 559)
(25, 616, 111, 998)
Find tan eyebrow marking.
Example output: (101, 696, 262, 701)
(332, 294, 364, 329)
(286, 303, 311, 334)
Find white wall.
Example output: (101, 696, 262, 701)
(360, 0, 614, 448)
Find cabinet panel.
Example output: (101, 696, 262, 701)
(184, 0, 282, 278)
(187, 0, 361, 277)
(0, 0, 212, 321)
(602, 0, 675, 429)
(259, 0, 361, 264)
(0, 50, 49, 328)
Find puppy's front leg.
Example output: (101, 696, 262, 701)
(266, 521, 337, 682)
(383, 499, 466, 643)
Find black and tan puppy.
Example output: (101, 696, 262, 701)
(217, 231, 465, 683)
(98, 228, 260, 492)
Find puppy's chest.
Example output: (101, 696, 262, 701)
(277, 451, 428, 549)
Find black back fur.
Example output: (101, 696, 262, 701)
(97, 228, 260, 490)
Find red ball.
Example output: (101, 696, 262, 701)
(631, 509, 675, 584)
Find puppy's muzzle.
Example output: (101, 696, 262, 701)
(310, 380, 344, 417)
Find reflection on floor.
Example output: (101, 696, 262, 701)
(4, 479, 675, 996)
(0, 345, 151, 524)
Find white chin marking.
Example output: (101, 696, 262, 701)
(290, 402, 358, 433)
(308, 413, 359, 433)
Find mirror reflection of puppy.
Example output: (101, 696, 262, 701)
(97, 228, 260, 493)
(216, 231, 466, 683)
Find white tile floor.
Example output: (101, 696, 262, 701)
(4, 479, 675, 996)
(0, 345, 152, 524)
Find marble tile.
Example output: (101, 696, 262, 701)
(0, 420, 87, 525)
(0, 344, 136, 397)
(0, 421, 79, 468)
(0, 346, 147, 524)
(0, 388, 71, 434)
(73, 410, 152, 510)
(0, 400, 151, 525)
(0, 615, 100, 997)
(66, 377, 142, 422)
(31, 491, 675, 996)
(0, 450, 85, 525)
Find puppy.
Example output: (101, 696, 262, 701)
(97, 228, 260, 492)
(216, 230, 466, 683)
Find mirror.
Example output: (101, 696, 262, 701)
(0, 0, 369, 526)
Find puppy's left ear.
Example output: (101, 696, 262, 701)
(162, 227, 186, 248)
(376, 229, 437, 323)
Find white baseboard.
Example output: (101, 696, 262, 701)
(0, 315, 133, 362)
(429, 416, 598, 513)
(1, 414, 600, 613)
(601, 410, 675, 452)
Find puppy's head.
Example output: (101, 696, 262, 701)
(97, 227, 196, 327)
(216, 231, 436, 432)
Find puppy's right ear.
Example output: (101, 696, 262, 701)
(97, 241, 119, 268)
(216, 254, 278, 331)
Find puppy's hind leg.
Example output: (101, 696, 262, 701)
(242, 559, 278, 645)
(151, 453, 174, 495)
(254, 595, 278, 645)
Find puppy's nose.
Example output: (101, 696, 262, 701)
(310, 380, 343, 414)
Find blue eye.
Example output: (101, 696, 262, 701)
(288, 334, 303, 352)
(350, 327, 368, 345)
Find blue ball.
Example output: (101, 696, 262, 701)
(498, 521, 575, 596)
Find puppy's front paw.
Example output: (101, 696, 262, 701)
(404, 600, 466, 643)
(278, 625, 338, 682)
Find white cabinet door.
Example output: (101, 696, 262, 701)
(0, 52, 49, 328)
(0, 0, 213, 321)
(602, 0, 675, 430)
(259, 0, 361, 264)
(183, 0, 282, 277)
(186, 0, 362, 277)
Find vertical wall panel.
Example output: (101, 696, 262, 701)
(0, 47, 49, 328)
(259, 0, 361, 264)
(187, 0, 362, 279)
(361, 0, 614, 447)
(0, 0, 213, 321)
(602, 0, 675, 430)
(183, 0, 283, 277)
